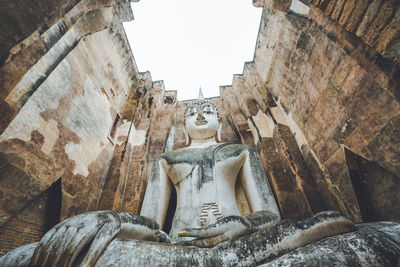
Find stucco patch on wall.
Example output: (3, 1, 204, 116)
(114, 120, 147, 147)
(252, 109, 275, 138)
(40, 119, 59, 155)
(128, 125, 147, 147)
(115, 120, 130, 146)
(290, 0, 310, 16)
(64, 77, 112, 177)
(0, 60, 71, 151)
(270, 100, 308, 148)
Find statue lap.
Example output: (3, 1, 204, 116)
(3, 212, 399, 266)
(96, 217, 400, 266)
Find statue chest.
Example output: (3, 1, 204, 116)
(160, 145, 246, 190)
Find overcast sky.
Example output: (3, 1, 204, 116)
(123, 0, 262, 100)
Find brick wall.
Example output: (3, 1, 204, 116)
(0, 179, 61, 256)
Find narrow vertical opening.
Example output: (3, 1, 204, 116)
(108, 113, 121, 144)
(163, 181, 177, 234)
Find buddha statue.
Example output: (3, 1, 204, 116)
(1, 92, 400, 266)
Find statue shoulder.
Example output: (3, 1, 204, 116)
(214, 143, 256, 160)
(158, 147, 190, 158)
(218, 143, 255, 152)
(157, 147, 202, 165)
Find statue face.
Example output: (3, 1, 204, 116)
(185, 103, 220, 141)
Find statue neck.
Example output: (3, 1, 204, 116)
(188, 137, 217, 148)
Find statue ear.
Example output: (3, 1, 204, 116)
(184, 124, 190, 146)
(216, 120, 222, 142)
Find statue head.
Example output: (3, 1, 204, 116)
(184, 89, 222, 145)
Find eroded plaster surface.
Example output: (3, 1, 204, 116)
(0, 60, 71, 154)
(64, 77, 112, 177)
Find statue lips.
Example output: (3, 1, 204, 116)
(195, 119, 208, 126)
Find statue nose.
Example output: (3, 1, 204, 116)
(196, 112, 205, 121)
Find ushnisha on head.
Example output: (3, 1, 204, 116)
(184, 89, 222, 145)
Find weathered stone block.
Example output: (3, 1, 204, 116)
(324, 147, 362, 222)
(258, 136, 312, 219)
(376, 6, 400, 56)
(345, 149, 400, 222)
(273, 124, 325, 213)
(330, 0, 345, 21)
(345, 0, 369, 33)
(362, 0, 398, 46)
(355, 0, 383, 38)
(362, 115, 400, 176)
(338, 0, 355, 26)
(323, 0, 337, 16)
(301, 144, 342, 211)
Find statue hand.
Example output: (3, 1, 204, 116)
(246, 210, 279, 230)
(30, 211, 161, 267)
(154, 229, 172, 243)
(178, 216, 253, 248)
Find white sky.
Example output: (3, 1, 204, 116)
(123, 0, 262, 100)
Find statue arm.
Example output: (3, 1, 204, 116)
(140, 156, 172, 230)
(239, 146, 281, 228)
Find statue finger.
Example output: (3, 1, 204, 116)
(201, 234, 230, 247)
(224, 225, 251, 239)
(32, 210, 96, 265)
(30, 224, 58, 265)
(179, 223, 227, 238)
(178, 234, 230, 248)
(79, 220, 120, 266)
(220, 216, 252, 238)
(55, 212, 120, 267)
(155, 230, 172, 243)
(117, 213, 161, 241)
(36, 225, 68, 266)
(179, 216, 251, 238)
(58, 223, 102, 267)
(45, 226, 78, 266)
(30, 219, 68, 265)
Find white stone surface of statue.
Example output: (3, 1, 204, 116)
(140, 93, 280, 243)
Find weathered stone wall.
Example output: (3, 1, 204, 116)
(0, 0, 135, 134)
(0, 0, 80, 63)
(303, 0, 400, 66)
(0, 0, 142, 255)
(0, 23, 138, 219)
(222, 3, 400, 222)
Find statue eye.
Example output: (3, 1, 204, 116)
(187, 108, 197, 116)
(204, 110, 213, 114)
